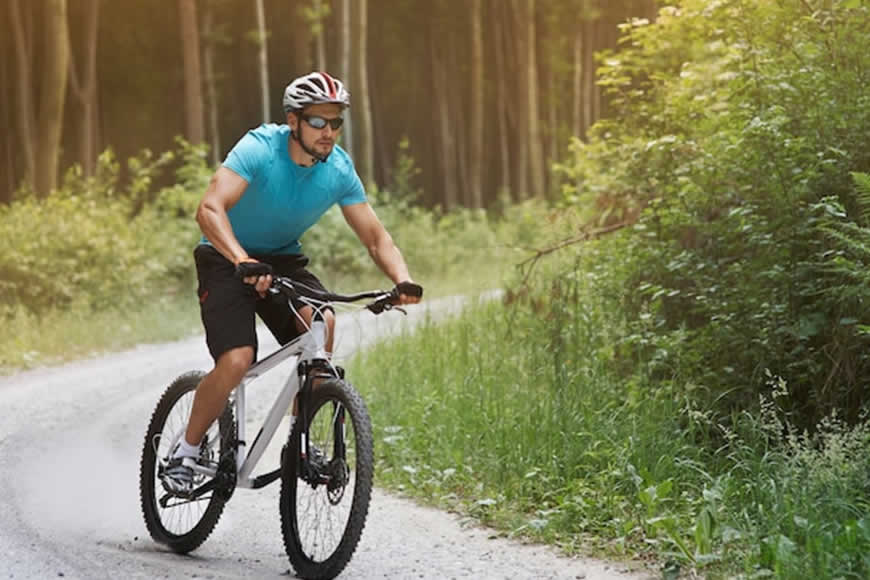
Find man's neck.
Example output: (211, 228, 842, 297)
(287, 134, 317, 167)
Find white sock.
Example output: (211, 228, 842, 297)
(172, 436, 201, 459)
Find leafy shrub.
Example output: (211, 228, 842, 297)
(0, 141, 208, 318)
(557, 0, 870, 426)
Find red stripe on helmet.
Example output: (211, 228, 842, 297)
(322, 72, 337, 99)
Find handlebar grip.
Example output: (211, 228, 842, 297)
(394, 281, 423, 298)
(235, 261, 273, 280)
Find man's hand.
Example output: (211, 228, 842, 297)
(235, 259, 273, 297)
(394, 281, 423, 305)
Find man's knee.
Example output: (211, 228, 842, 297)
(214, 346, 254, 381)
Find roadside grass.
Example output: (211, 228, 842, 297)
(349, 268, 870, 578)
(0, 291, 201, 373)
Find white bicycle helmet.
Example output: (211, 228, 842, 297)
(283, 72, 351, 112)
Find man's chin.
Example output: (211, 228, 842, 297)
(309, 145, 332, 159)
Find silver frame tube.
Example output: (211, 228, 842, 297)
(231, 327, 325, 488)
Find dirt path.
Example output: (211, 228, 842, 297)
(0, 298, 653, 579)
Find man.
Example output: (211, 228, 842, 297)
(162, 71, 422, 494)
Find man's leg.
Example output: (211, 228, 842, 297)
(295, 305, 336, 354)
(163, 247, 258, 494)
(184, 345, 254, 446)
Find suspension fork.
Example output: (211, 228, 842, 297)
(295, 359, 346, 485)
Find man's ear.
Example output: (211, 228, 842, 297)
(287, 111, 297, 130)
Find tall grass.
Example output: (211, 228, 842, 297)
(350, 253, 870, 578)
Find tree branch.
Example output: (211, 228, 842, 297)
(517, 220, 633, 286)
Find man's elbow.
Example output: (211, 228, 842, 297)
(195, 201, 208, 227)
(196, 199, 218, 229)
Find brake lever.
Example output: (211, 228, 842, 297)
(384, 303, 407, 315)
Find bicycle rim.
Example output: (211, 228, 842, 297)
(281, 380, 373, 579)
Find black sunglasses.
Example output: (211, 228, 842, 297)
(301, 114, 344, 130)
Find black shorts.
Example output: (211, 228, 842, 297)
(194, 244, 332, 361)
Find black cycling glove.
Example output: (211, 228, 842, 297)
(235, 260, 273, 280)
(393, 281, 423, 299)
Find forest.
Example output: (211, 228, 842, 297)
(1, 0, 655, 206)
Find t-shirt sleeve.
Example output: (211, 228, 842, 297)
(338, 169, 367, 206)
(222, 130, 268, 183)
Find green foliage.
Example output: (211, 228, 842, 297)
(558, 0, 870, 426)
(352, 254, 870, 577)
(0, 141, 208, 321)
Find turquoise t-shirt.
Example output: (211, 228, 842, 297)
(203, 123, 367, 255)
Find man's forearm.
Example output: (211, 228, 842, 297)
(368, 235, 412, 283)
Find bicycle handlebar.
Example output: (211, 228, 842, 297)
(268, 276, 409, 315)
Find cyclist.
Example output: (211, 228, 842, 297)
(162, 71, 422, 494)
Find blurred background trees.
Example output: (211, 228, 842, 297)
(0, 0, 657, 205)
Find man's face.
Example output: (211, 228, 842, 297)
(289, 103, 344, 158)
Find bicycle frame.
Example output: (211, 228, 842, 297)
(175, 276, 412, 499)
(187, 316, 332, 491)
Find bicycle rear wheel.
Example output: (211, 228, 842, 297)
(139, 371, 236, 553)
(280, 378, 374, 580)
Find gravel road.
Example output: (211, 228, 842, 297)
(0, 297, 654, 580)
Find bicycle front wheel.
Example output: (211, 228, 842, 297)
(280, 378, 374, 580)
(139, 371, 236, 554)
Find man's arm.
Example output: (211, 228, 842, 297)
(196, 167, 272, 293)
(196, 166, 250, 265)
(341, 202, 421, 303)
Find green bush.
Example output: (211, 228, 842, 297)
(557, 0, 870, 426)
(0, 144, 206, 316)
(352, 250, 870, 577)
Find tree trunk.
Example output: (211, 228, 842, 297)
(510, 0, 529, 200)
(582, 18, 594, 138)
(493, 1, 512, 200)
(254, 0, 271, 122)
(356, 0, 375, 187)
(340, 0, 353, 157)
(8, 0, 36, 188)
(179, 0, 205, 143)
(592, 18, 601, 124)
(203, 0, 222, 164)
(447, 20, 469, 207)
(573, 24, 583, 140)
(314, 0, 327, 71)
(294, 6, 312, 75)
(469, 0, 484, 208)
(526, 0, 545, 198)
(431, 10, 457, 210)
(540, 9, 556, 195)
(1, 25, 13, 200)
(546, 62, 557, 188)
(33, 0, 70, 195)
(67, 0, 99, 176)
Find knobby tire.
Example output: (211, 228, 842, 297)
(280, 378, 374, 580)
(139, 371, 235, 554)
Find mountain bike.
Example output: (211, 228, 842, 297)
(139, 276, 419, 580)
